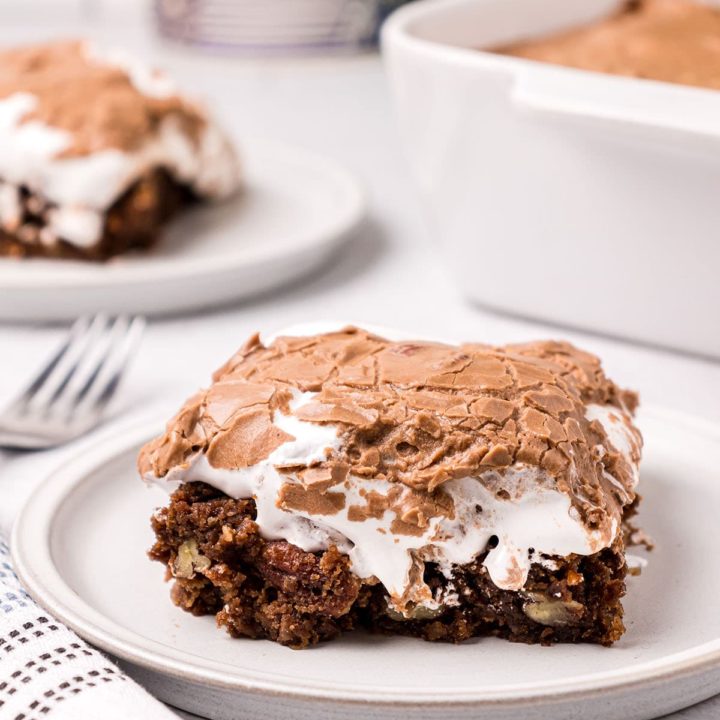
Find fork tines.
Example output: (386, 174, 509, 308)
(5, 314, 145, 432)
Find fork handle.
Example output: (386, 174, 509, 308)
(0, 431, 53, 451)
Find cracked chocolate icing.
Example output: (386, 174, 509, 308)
(0, 40, 204, 156)
(139, 327, 642, 540)
(0, 39, 241, 251)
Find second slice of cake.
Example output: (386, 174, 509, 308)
(0, 40, 240, 261)
(140, 326, 643, 648)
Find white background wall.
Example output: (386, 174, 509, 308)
(0, 0, 148, 23)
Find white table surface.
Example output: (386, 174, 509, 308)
(0, 13, 719, 720)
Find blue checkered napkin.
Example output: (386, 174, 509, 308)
(0, 537, 178, 720)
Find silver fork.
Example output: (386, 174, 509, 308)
(0, 314, 145, 450)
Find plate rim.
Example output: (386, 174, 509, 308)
(11, 405, 720, 708)
(0, 138, 366, 290)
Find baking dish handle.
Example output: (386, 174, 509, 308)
(512, 75, 720, 149)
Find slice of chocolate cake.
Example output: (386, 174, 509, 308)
(0, 40, 240, 261)
(139, 326, 643, 649)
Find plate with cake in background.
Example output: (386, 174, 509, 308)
(12, 324, 720, 720)
(0, 41, 365, 321)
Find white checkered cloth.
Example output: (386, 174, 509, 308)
(0, 536, 178, 720)
(0, 431, 179, 720)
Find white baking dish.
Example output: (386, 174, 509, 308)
(382, 0, 720, 357)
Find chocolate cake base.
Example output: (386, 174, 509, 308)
(0, 169, 193, 262)
(149, 482, 628, 649)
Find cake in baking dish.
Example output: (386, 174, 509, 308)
(140, 326, 643, 648)
(0, 40, 240, 261)
(497, 0, 720, 91)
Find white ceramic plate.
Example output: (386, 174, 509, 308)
(0, 140, 365, 321)
(12, 408, 720, 720)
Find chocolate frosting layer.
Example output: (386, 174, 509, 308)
(0, 40, 205, 156)
(139, 327, 642, 534)
(498, 0, 720, 91)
